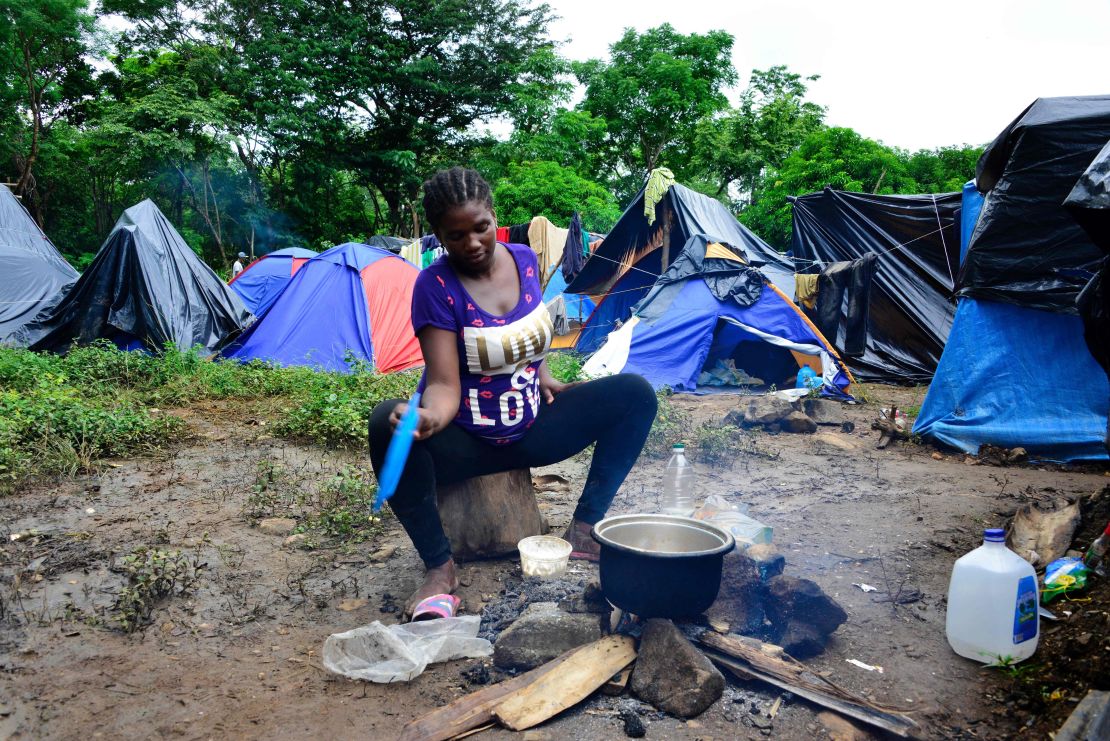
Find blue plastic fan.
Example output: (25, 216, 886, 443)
(372, 391, 422, 512)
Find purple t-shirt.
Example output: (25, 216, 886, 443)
(411, 242, 554, 445)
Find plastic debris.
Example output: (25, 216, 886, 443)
(846, 659, 884, 673)
(853, 583, 878, 593)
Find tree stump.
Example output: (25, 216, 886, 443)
(436, 468, 546, 561)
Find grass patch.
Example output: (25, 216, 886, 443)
(546, 351, 584, 383)
(643, 389, 694, 458)
(112, 545, 205, 633)
(0, 343, 421, 490)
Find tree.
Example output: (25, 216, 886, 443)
(740, 127, 917, 249)
(492, 160, 620, 233)
(574, 24, 736, 196)
(695, 65, 825, 203)
(905, 145, 983, 193)
(0, 0, 96, 225)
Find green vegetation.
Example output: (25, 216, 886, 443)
(0, 343, 419, 492)
(113, 545, 204, 633)
(546, 352, 584, 384)
(644, 390, 694, 458)
(2, 5, 980, 267)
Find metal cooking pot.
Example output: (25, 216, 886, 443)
(591, 514, 735, 618)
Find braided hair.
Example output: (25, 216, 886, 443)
(421, 167, 494, 231)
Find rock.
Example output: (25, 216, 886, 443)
(493, 602, 603, 671)
(370, 545, 397, 561)
(283, 533, 308, 548)
(258, 518, 297, 536)
(746, 544, 786, 581)
(817, 711, 872, 741)
(708, 550, 767, 636)
(631, 619, 725, 718)
(764, 576, 848, 659)
(781, 411, 817, 434)
(1009, 499, 1081, 566)
(802, 398, 849, 426)
(557, 581, 612, 615)
(620, 707, 646, 738)
(726, 396, 796, 427)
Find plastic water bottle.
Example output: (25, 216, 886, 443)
(661, 443, 695, 517)
(945, 528, 1039, 664)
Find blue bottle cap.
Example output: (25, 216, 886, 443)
(984, 528, 1005, 542)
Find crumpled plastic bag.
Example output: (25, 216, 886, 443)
(322, 615, 492, 683)
(693, 494, 773, 546)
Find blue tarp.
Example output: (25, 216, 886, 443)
(913, 298, 1109, 461)
(959, 181, 983, 264)
(230, 247, 317, 316)
(575, 265, 657, 353)
(542, 268, 595, 321)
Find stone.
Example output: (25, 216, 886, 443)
(258, 518, 297, 536)
(492, 602, 603, 671)
(620, 707, 646, 738)
(726, 396, 796, 427)
(707, 550, 766, 636)
(631, 619, 725, 718)
(746, 544, 786, 581)
(781, 411, 817, 434)
(764, 576, 848, 659)
(283, 533, 308, 548)
(802, 398, 850, 426)
(557, 581, 612, 616)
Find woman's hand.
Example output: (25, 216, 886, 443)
(537, 368, 581, 401)
(389, 402, 449, 441)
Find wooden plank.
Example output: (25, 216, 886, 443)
(398, 649, 577, 741)
(494, 635, 637, 731)
(705, 650, 918, 738)
(696, 633, 918, 738)
(1055, 690, 1110, 741)
(601, 664, 634, 696)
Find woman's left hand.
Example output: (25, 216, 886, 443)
(539, 375, 581, 405)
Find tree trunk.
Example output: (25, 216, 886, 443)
(435, 469, 546, 561)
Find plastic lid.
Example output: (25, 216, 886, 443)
(673, 443, 685, 449)
(983, 528, 1005, 542)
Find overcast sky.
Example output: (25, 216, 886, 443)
(545, 0, 1110, 151)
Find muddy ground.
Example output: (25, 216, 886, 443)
(1, 388, 1107, 740)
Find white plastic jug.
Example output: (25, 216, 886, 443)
(946, 528, 1039, 664)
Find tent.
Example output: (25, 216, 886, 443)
(16, 199, 251, 354)
(914, 97, 1110, 461)
(0, 186, 79, 344)
(566, 178, 793, 299)
(229, 247, 318, 315)
(222, 242, 423, 373)
(790, 188, 962, 382)
(582, 234, 853, 395)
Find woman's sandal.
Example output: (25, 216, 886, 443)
(410, 593, 461, 622)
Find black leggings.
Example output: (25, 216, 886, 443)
(368, 374, 657, 568)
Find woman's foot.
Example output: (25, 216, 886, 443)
(404, 558, 460, 619)
(562, 519, 600, 562)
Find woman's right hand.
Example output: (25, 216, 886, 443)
(389, 402, 448, 441)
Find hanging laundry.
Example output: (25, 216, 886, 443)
(400, 239, 422, 267)
(546, 294, 570, 336)
(508, 223, 531, 245)
(527, 216, 569, 286)
(420, 234, 441, 253)
(793, 273, 819, 310)
(496, 227, 510, 243)
(644, 167, 675, 225)
(561, 212, 588, 283)
(815, 254, 877, 356)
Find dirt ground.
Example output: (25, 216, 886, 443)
(1, 387, 1107, 740)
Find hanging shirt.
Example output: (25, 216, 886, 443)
(411, 242, 553, 445)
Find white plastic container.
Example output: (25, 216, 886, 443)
(946, 528, 1039, 664)
(661, 443, 695, 517)
(518, 536, 572, 578)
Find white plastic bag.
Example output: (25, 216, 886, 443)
(322, 615, 492, 683)
(693, 494, 773, 546)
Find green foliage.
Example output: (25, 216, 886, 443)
(644, 390, 693, 458)
(546, 352, 583, 383)
(112, 545, 204, 633)
(299, 466, 385, 540)
(575, 23, 737, 194)
(493, 161, 621, 233)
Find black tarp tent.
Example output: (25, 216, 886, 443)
(1065, 138, 1110, 380)
(959, 95, 1110, 312)
(0, 186, 78, 344)
(790, 188, 961, 382)
(565, 181, 793, 297)
(16, 199, 252, 354)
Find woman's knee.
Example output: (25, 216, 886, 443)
(368, 398, 404, 451)
(617, 373, 657, 417)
